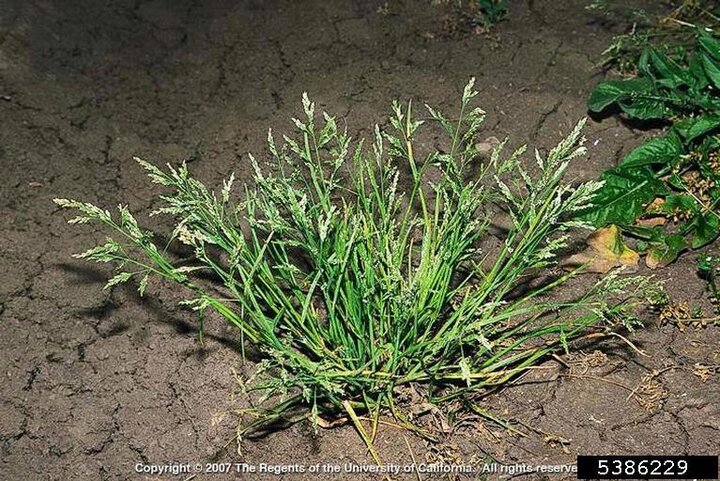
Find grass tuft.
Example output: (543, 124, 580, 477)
(55, 79, 655, 438)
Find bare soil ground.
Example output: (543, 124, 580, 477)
(1, 1, 718, 480)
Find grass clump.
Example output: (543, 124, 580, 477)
(55, 80, 651, 441)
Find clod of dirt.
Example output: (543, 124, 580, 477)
(474, 135, 501, 156)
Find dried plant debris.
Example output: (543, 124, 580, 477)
(632, 373, 670, 412)
(659, 299, 719, 329)
(691, 362, 716, 382)
(564, 225, 639, 273)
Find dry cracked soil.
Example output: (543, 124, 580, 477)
(1, 1, 719, 480)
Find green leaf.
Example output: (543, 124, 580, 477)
(104, 272, 133, 290)
(689, 213, 720, 249)
(580, 167, 669, 227)
(700, 133, 720, 153)
(674, 115, 720, 142)
(698, 28, 720, 61)
(649, 49, 689, 88)
(638, 49, 651, 77)
(662, 194, 699, 215)
(618, 97, 666, 120)
(646, 233, 686, 269)
(620, 133, 682, 168)
(622, 225, 666, 243)
(587, 78, 654, 113)
(688, 92, 720, 112)
(701, 53, 720, 89)
(688, 53, 710, 90)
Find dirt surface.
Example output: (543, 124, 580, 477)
(1, 1, 719, 480)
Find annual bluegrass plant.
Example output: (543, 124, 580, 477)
(55, 80, 652, 447)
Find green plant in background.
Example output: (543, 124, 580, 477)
(697, 254, 720, 318)
(56, 80, 652, 453)
(475, 0, 507, 27)
(697, 254, 719, 302)
(587, 0, 720, 73)
(583, 28, 720, 268)
(433, 0, 507, 31)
